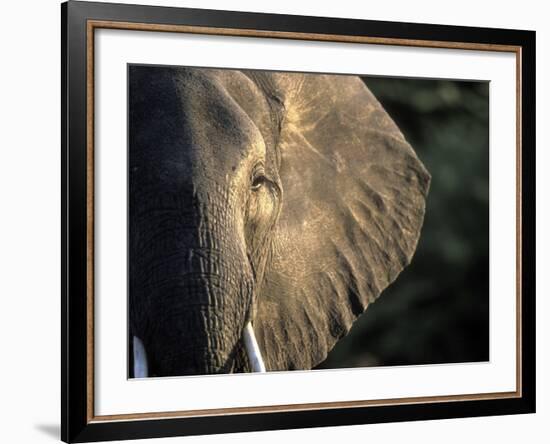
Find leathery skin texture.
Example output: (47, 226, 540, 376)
(128, 65, 430, 377)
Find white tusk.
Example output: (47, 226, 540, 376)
(243, 322, 266, 373)
(133, 336, 149, 378)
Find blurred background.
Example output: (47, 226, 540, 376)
(318, 77, 489, 369)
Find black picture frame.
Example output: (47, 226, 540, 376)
(61, 1, 536, 442)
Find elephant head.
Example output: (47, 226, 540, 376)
(128, 65, 430, 377)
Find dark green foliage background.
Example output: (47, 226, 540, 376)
(318, 77, 489, 369)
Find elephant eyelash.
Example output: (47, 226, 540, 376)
(250, 163, 267, 191)
(251, 175, 267, 191)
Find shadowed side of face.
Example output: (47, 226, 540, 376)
(128, 66, 282, 376)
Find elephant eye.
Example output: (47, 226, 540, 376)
(251, 175, 267, 191)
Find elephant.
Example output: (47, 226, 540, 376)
(128, 65, 430, 378)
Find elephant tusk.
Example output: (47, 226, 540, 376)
(243, 322, 266, 373)
(133, 336, 149, 378)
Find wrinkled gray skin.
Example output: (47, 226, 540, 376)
(129, 66, 430, 377)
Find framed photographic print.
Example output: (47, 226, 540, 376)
(61, 1, 535, 442)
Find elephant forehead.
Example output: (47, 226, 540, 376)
(215, 70, 279, 142)
(173, 69, 268, 167)
(129, 66, 268, 188)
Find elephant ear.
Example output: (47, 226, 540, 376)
(255, 73, 430, 371)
